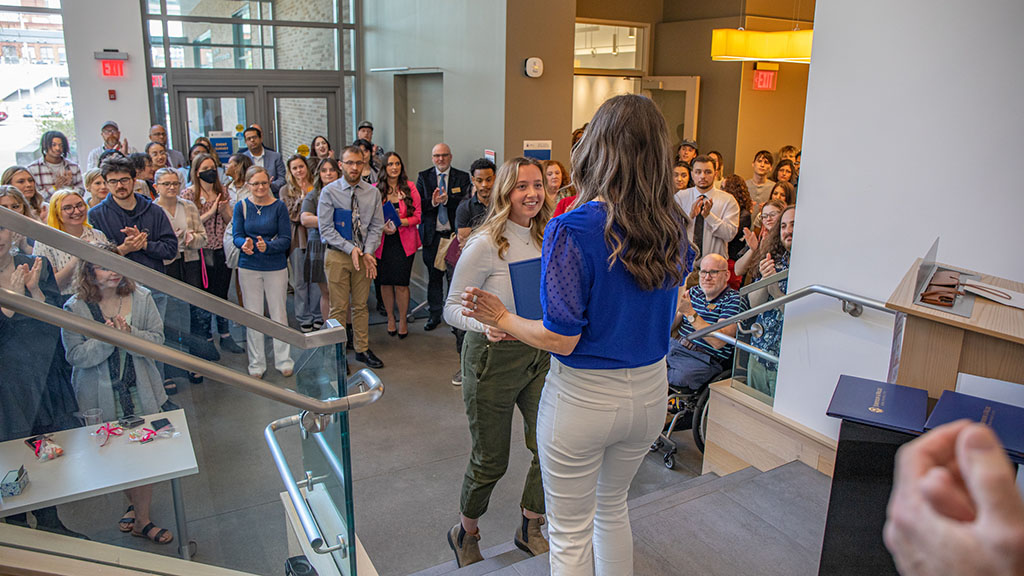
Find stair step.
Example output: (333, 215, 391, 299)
(408, 540, 527, 576)
(626, 472, 719, 510)
(628, 466, 761, 521)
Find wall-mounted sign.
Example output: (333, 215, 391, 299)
(523, 140, 552, 161)
(753, 69, 777, 91)
(209, 131, 235, 163)
(101, 60, 124, 77)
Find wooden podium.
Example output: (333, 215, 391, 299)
(886, 259, 1024, 398)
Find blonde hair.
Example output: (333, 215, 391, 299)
(473, 157, 551, 260)
(46, 189, 90, 232)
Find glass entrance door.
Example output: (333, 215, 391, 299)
(267, 91, 338, 159)
(176, 91, 255, 159)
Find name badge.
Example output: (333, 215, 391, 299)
(451, 187, 461, 194)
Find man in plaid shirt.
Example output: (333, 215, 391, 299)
(27, 130, 84, 200)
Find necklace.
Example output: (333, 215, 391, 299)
(102, 295, 125, 321)
(0, 256, 13, 277)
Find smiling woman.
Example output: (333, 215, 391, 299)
(442, 157, 553, 567)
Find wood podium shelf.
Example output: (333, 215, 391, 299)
(887, 258, 1024, 398)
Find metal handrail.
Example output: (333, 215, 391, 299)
(0, 286, 383, 414)
(687, 283, 895, 343)
(0, 208, 343, 349)
(737, 269, 789, 297)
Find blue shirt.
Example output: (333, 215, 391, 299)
(541, 201, 679, 370)
(751, 251, 789, 367)
(232, 199, 291, 271)
(676, 286, 746, 363)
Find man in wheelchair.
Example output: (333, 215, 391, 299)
(668, 253, 746, 391)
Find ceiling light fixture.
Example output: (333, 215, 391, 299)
(710, 28, 813, 64)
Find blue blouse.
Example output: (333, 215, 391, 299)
(541, 201, 679, 370)
(233, 199, 291, 271)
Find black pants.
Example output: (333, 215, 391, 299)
(421, 232, 452, 320)
(198, 248, 231, 337)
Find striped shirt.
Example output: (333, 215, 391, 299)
(27, 157, 84, 199)
(676, 285, 746, 362)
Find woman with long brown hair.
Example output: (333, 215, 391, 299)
(0, 185, 38, 254)
(2, 166, 47, 222)
(283, 154, 322, 332)
(462, 94, 692, 574)
(443, 156, 552, 567)
(300, 158, 341, 325)
(374, 152, 421, 338)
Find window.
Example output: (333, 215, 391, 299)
(574, 21, 647, 73)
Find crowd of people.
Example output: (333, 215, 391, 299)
(0, 94, 804, 569)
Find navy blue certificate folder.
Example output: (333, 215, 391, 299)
(382, 202, 401, 228)
(826, 375, 929, 435)
(925, 390, 1024, 464)
(508, 257, 543, 321)
(333, 209, 353, 241)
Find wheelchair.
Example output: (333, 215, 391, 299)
(649, 366, 732, 469)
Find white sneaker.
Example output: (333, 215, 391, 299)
(452, 369, 463, 386)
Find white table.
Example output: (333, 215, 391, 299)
(0, 409, 198, 560)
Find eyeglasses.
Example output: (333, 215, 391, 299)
(61, 202, 87, 213)
(155, 181, 180, 188)
(341, 161, 364, 168)
(249, 181, 271, 188)
(432, 153, 451, 159)
(698, 269, 728, 277)
(101, 128, 118, 135)
(105, 177, 132, 186)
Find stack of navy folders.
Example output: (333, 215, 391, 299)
(826, 375, 929, 435)
(925, 391, 1024, 465)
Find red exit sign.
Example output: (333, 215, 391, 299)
(753, 69, 777, 91)
(101, 60, 124, 77)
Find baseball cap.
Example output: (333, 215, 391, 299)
(679, 138, 698, 149)
(101, 120, 119, 131)
(357, 121, 373, 131)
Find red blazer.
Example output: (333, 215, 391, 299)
(375, 181, 422, 258)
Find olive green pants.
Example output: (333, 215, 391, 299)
(460, 330, 550, 519)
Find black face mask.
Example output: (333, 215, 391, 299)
(198, 169, 218, 184)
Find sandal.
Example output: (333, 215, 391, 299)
(132, 521, 173, 545)
(118, 505, 135, 532)
(163, 379, 178, 395)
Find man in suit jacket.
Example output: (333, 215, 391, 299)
(242, 126, 287, 196)
(416, 142, 470, 330)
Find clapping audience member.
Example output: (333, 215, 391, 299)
(443, 157, 552, 567)
(3, 166, 48, 222)
(154, 167, 208, 387)
(416, 143, 470, 331)
(233, 167, 293, 378)
(884, 421, 1024, 576)
(84, 168, 108, 208)
(668, 254, 745, 391)
(301, 158, 340, 329)
(146, 141, 171, 171)
(310, 135, 333, 162)
(62, 242, 173, 544)
(283, 155, 322, 332)
(745, 205, 794, 396)
(375, 152, 421, 339)
(0, 185, 38, 253)
(461, 95, 691, 575)
(181, 154, 242, 355)
(148, 124, 185, 169)
(28, 131, 83, 198)
(86, 121, 135, 169)
(241, 127, 286, 196)
(721, 175, 753, 289)
(675, 155, 739, 259)
(35, 190, 107, 296)
(319, 147, 385, 369)
(129, 153, 156, 199)
(735, 198, 785, 277)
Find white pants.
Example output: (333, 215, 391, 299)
(538, 357, 667, 576)
(238, 268, 294, 376)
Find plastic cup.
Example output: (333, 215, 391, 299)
(81, 408, 103, 427)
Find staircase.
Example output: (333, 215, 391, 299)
(411, 461, 831, 576)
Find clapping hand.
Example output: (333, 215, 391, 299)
(677, 286, 694, 316)
(241, 237, 255, 255)
(432, 187, 447, 206)
(256, 235, 267, 253)
(701, 196, 713, 217)
(7, 263, 28, 293)
(759, 253, 776, 279)
(106, 315, 131, 333)
(384, 220, 397, 235)
(689, 197, 704, 220)
(742, 227, 759, 251)
(23, 258, 43, 298)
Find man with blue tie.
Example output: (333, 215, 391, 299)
(416, 142, 470, 331)
(242, 126, 287, 197)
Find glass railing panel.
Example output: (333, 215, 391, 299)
(730, 277, 785, 406)
(0, 210, 364, 575)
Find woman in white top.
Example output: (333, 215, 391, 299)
(2, 166, 48, 223)
(33, 189, 107, 296)
(442, 157, 553, 567)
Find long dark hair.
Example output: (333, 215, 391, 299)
(74, 241, 136, 304)
(310, 135, 332, 159)
(721, 174, 752, 212)
(376, 152, 414, 216)
(310, 157, 342, 206)
(188, 153, 227, 211)
(569, 94, 689, 290)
